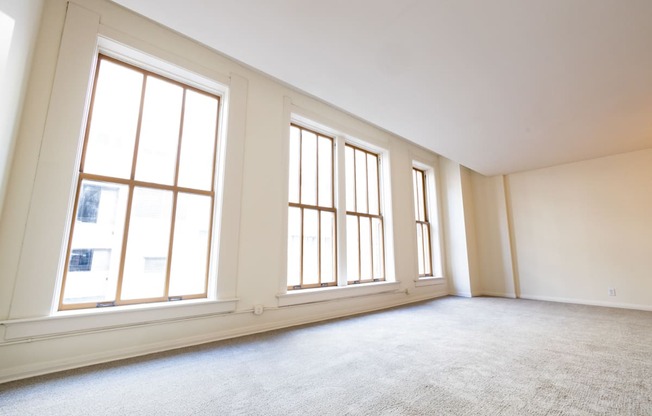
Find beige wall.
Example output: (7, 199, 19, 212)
(0, 0, 456, 382)
(505, 149, 652, 309)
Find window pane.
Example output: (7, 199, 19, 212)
(300, 130, 317, 206)
(416, 169, 425, 221)
(84, 59, 143, 178)
(177, 90, 218, 190)
(355, 149, 368, 214)
(359, 216, 372, 280)
(303, 209, 319, 285)
(423, 223, 432, 276)
(345, 146, 355, 212)
(135, 76, 183, 185)
(367, 153, 379, 215)
(121, 187, 173, 300)
(287, 207, 302, 287)
(372, 217, 384, 279)
(169, 193, 211, 296)
(288, 126, 301, 204)
(320, 211, 335, 284)
(413, 169, 420, 220)
(346, 215, 359, 281)
(63, 180, 128, 304)
(416, 223, 424, 275)
(317, 136, 333, 208)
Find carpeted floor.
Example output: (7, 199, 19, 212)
(1, 296, 651, 415)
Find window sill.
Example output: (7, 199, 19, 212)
(0, 298, 238, 341)
(414, 277, 446, 287)
(277, 281, 401, 307)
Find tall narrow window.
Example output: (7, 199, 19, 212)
(59, 54, 221, 309)
(287, 124, 337, 289)
(345, 144, 385, 283)
(413, 168, 432, 277)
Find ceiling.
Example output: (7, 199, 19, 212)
(111, 0, 652, 175)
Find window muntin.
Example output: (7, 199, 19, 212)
(345, 144, 385, 284)
(413, 167, 432, 277)
(59, 54, 220, 310)
(287, 124, 337, 289)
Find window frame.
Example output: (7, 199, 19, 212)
(412, 167, 433, 277)
(411, 160, 445, 282)
(286, 123, 338, 290)
(58, 53, 222, 311)
(283, 111, 394, 296)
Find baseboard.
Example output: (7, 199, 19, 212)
(519, 294, 652, 312)
(450, 291, 473, 298)
(0, 291, 447, 383)
(481, 291, 517, 299)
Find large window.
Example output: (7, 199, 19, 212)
(286, 124, 337, 289)
(59, 54, 221, 309)
(286, 121, 386, 290)
(412, 168, 432, 277)
(345, 145, 385, 284)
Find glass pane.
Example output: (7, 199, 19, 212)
(367, 153, 379, 215)
(355, 149, 368, 214)
(135, 76, 183, 185)
(359, 216, 372, 280)
(372, 217, 384, 279)
(84, 59, 143, 178)
(303, 209, 319, 285)
(300, 130, 317, 205)
(317, 136, 333, 208)
(320, 211, 335, 284)
(62, 180, 129, 304)
(423, 223, 432, 276)
(287, 207, 302, 287)
(177, 90, 218, 190)
(345, 146, 355, 212)
(413, 169, 420, 220)
(416, 223, 424, 275)
(121, 187, 173, 300)
(169, 193, 211, 296)
(288, 126, 301, 204)
(346, 215, 359, 281)
(416, 169, 425, 221)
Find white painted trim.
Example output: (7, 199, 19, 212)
(277, 281, 401, 307)
(450, 291, 473, 298)
(414, 277, 446, 287)
(1, 299, 238, 340)
(0, 292, 447, 383)
(481, 291, 516, 298)
(519, 294, 652, 312)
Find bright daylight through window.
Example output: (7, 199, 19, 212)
(59, 54, 221, 310)
(413, 168, 432, 277)
(286, 122, 386, 290)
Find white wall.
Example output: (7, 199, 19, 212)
(506, 149, 652, 310)
(0, 0, 43, 218)
(0, 0, 452, 382)
(471, 173, 515, 297)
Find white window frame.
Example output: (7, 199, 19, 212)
(412, 159, 445, 286)
(278, 101, 399, 306)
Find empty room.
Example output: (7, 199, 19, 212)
(0, 0, 651, 414)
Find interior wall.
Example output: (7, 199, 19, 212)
(0, 0, 43, 218)
(0, 0, 454, 382)
(471, 173, 515, 297)
(506, 149, 652, 310)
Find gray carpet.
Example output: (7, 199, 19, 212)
(1, 297, 651, 415)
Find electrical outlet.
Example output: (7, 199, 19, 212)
(253, 304, 264, 315)
(608, 288, 616, 297)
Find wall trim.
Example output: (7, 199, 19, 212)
(0, 292, 448, 383)
(519, 293, 652, 312)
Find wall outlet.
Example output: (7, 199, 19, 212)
(608, 288, 616, 297)
(253, 304, 264, 315)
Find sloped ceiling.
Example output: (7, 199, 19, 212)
(111, 0, 652, 175)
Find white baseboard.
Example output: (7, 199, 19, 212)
(481, 291, 517, 299)
(519, 294, 652, 312)
(0, 291, 447, 383)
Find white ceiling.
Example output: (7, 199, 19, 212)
(111, 0, 652, 175)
